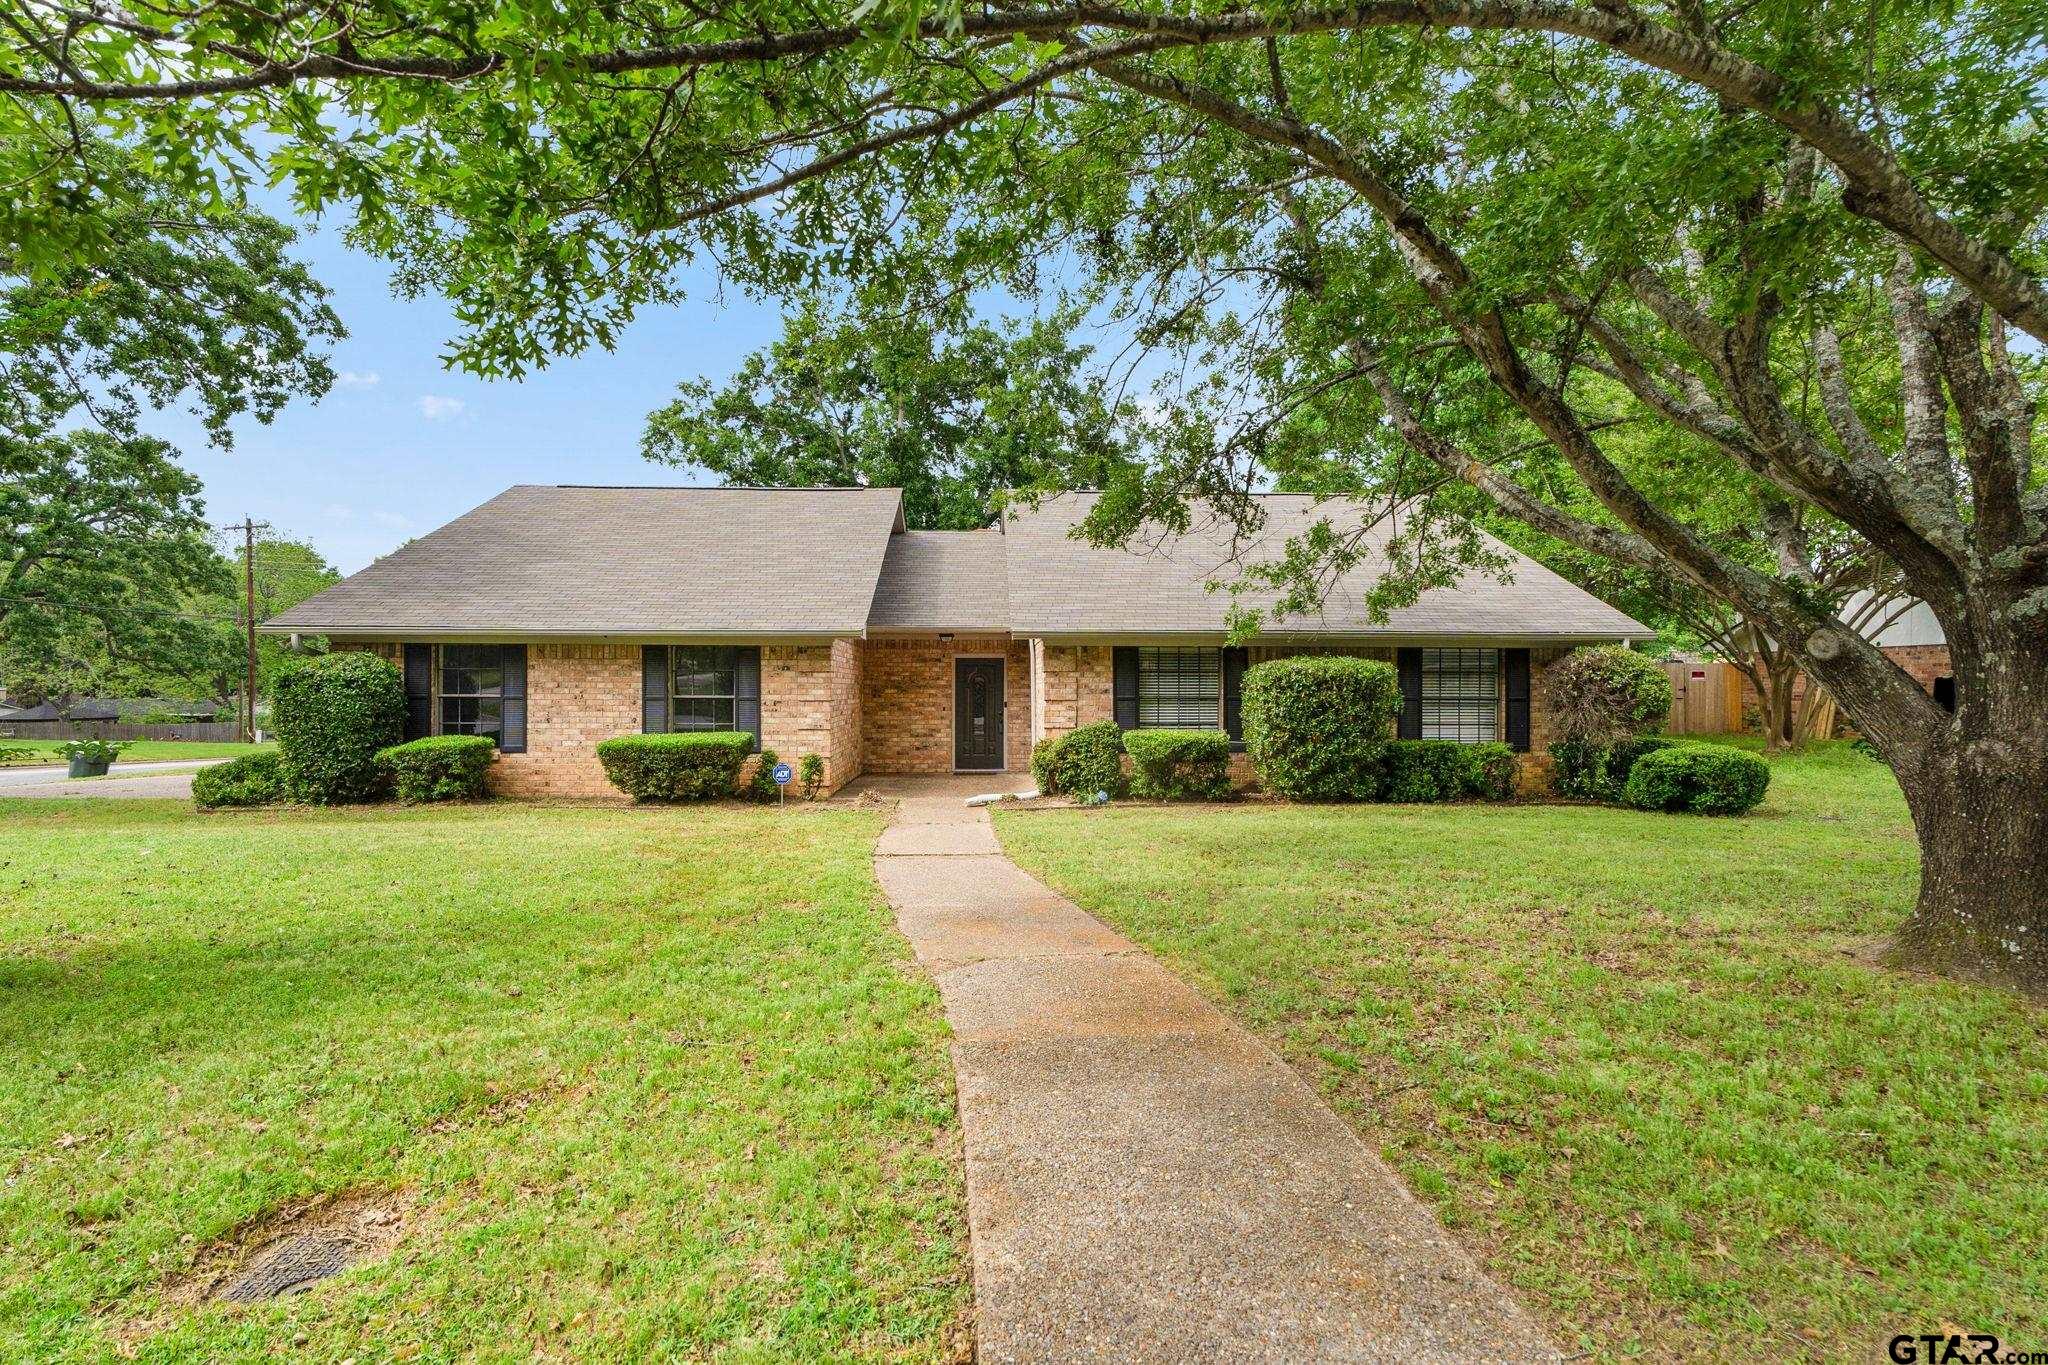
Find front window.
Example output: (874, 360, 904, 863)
(1138, 647, 1221, 728)
(439, 644, 526, 752)
(1420, 647, 1497, 742)
(671, 646, 739, 732)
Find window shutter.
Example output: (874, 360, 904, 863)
(642, 646, 669, 733)
(1112, 647, 1140, 730)
(1503, 648, 1531, 753)
(499, 646, 528, 754)
(734, 647, 762, 752)
(1222, 647, 1248, 744)
(402, 644, 433, 741)
(1397, 648, 1422, 740)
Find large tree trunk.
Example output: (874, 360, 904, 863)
(1890, 734, 2048, 995)
(1844, 626, 2048, 997)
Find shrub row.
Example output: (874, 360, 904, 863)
(1551, 735, 1679, 802)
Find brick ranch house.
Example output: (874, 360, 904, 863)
(262, 486, 1652, 798)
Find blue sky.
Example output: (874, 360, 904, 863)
(163, 218, 792, 573)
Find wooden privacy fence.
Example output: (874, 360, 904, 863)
(0, 720, 242, 743)
(1663, 657, 1744, 736)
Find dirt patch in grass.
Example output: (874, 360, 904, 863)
(116, 1185, 418, 1345)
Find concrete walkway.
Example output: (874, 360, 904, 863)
(869, 777, 1561, 1363)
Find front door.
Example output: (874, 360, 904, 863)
(953, 658, 1005, 771)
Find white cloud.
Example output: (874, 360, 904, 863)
(322, 503, 355, 522)
(371, 510, 410, 529)
(335, 369, 381, 389)
(417, 394, 468, 421)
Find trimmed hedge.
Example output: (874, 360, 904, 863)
(596, 732, 753, 801)
(192, 751, 285, 809)
(1552, 735, 1679, 802)
(376, 735, 495, 803)
(1624, 743, 1770, 815)
(273, 652, 407, 804)
(1124, 728, 1232, 801)
(1381, 740, 1517, 803)
(1548, 644, 1674, 745)
(1031, 720, 1127, 799)
(1241, 655, 1399, 801)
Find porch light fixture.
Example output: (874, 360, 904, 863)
(938, 633, 955, 643)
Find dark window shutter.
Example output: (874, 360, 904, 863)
(642, 646, 669, 733)
(1112, 647, 1140, 730)
(402, 644, 433, 741)
(1397, 648, 1422, 740)
(1222, 647, 1248, 744)
(734, 647, 762, 752)
(499, 645, 528, 754)
(1503, 648, 1531, 752)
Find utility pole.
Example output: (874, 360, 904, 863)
(242, 517, 258, 743)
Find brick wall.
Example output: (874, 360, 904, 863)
(493, 642, 641, 798)
(862, 636, 1030, 772)
(1882, 644, 1952, 693)
(332, 639, 864, 798)
(759, 642, 864, 794)
(1038, 645, 1115, 744)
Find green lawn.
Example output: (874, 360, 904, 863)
(0, 800, 967, 1362)
(0, 740, 273, 766)
(995, 742, 2047, 1360)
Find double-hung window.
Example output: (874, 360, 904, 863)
(1419, 647, 1498, 743)
(642, 645, 761, 749)
(437, 644, 527, 752)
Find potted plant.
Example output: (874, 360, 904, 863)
(61, 737, 130, 778)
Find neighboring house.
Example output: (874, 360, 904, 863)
(262, 486, 1652, 797)
(1841, 591, 1954, 708)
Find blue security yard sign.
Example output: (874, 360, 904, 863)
(772, 762, 794, 785)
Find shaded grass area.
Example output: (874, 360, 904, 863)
(0, 800, 967, 1361)
(996, 743, 2047, 1360)
(0, 741, 273, 766)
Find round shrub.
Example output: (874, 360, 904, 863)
(1123, 728, 1232, 801)
(376, 734, 496, 803)
(1031, 721, 1127, 799)
(1241, 655, 1399, 801)
(1551, 734, 1679, 802)
(595, 732, 752, 800)
(1623, 743, 1770, 815)
(1548, 645, 1674, 745)
(272, 652, 406, 804)
(192, 751, 285, 809)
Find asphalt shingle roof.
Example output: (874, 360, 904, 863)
(266, 484, 1648, 642)
(868, 530, 1009, 631)
(1001, 492, 1652, 641)
(265, 485, 904, 638)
